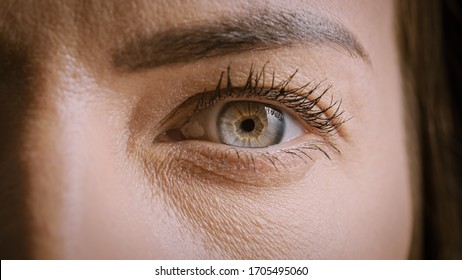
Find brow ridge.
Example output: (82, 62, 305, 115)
(113, 8, 370, 71)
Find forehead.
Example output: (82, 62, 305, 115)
(0, 1, 257, 70)
(0, 0, 387, 73)
(0, 0, 370, 43)
(0, 1, 247, 47)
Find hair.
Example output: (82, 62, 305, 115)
(397, 0, 462, 259)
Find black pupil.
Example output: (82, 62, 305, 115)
(240, 118, 255, 132)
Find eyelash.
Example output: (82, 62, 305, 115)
(193, 63, 345, 137)
(155, 63, 346, 171)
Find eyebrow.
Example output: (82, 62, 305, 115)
(112, 8, 370, 71)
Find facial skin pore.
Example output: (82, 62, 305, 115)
(0, 0, 412, 259)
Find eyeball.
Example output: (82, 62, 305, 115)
(178, 100, 306, 148)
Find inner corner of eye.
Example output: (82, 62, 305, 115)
(155, 116, 210, 143)
(154, 129, 185, 143)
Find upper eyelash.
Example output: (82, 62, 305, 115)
(193, 63, 346, 136)
(153, 63, 346, 169)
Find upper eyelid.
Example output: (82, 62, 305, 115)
(190, 65, 346, 137)
(149, 64, 347, 168)
(152, 64, 347, 144)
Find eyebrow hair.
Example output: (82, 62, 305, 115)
(112, 8, 370, 71)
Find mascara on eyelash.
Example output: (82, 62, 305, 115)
(154, 63, 346, 168)
(193, 63, 346, 137)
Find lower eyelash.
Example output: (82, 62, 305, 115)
(150, 63, 347, 175)
(163, 139, 338, 174)
(259, 140, 339, 171)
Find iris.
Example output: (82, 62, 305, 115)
(217, 101, 285, 148)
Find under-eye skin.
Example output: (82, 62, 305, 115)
(153, 64, 346, 171)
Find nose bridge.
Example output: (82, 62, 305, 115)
(26, 72, 73, 260)
(0, 50, 92, 259)
(22, 92, 67, 259)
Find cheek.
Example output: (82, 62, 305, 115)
(329, 136, 412, 259)
(129, 129, 412, 260)
(308, 155, 412, 259)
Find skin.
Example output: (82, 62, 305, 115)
(0, 0, 413, 259)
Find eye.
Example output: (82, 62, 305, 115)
(154, 64, 345, 166)
(177, 100, 305, 148)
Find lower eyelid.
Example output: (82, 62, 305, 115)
(146, 138, 338, 188)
